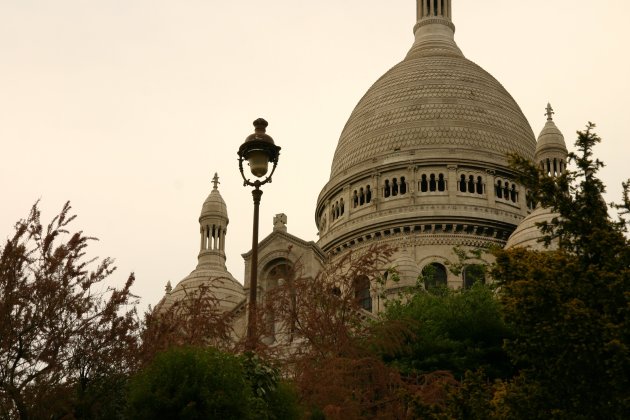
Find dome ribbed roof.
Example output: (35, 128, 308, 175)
(166, 270, 245, 312)
(535, 108, 567, 159)
(329, 21, 536, 179)
(505, 206, 559, 250)
(201, 173, 228, 220)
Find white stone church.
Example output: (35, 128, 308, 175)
(158, 0, 568, 340)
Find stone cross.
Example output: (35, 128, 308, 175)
(273, 213, 288, 232)
(212, 173, 220, 190)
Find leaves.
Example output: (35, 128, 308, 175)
(0, 201, 140, 418)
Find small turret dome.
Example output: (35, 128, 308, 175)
(535, 103, 567, 162)
(201, 173, 228, 220)
(505, 206, 558, 250)
(159, 173, 245, 314)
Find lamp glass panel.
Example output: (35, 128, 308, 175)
(248, 150, 269, 177)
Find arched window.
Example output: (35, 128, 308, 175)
(353, 190, 358, 208)
(468, 175, 475, 193)
(340, 198, 345, 215)
(366, 185, 372, 203)
(438, 174, 446, 191)
(429, 174, 437, 192)
(421, 174, 428, 192)
(264, 261, 292, 342)
(354, 276, 372, 312)
(546, 158, 551, 176)
(504, 182, 510, 200)
(510, 184, 517, 203)
(460, 175, 467, 192)
(392, 178, 399, 196)
(422, 262, 447, 290)
(400, 177, 407, 195)
(359, 188, 365, 205)
(463, 265, 485, 289)
(496, 180, 503, 198)
(476, 176, 483, 194)
(384, 180, 391, 198)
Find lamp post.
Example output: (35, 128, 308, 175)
(237, 118, 281, 350)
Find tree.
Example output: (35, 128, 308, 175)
(263, 244, 413, 418)
(139, 283, 235, 366)
(493, 124, 630, 419)
(0, 202, 139, 419)
(381, 282, 513, 381)
(126, 347, 301, 420)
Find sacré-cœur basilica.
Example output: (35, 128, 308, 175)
(157, 0, 568, 342)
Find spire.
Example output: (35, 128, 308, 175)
(545, 103, 555, 121)
(212, 172, 220, 190)
(198, 172, 229, 270)
(536, 104, 568, 178)
(408, 0, 461, 59)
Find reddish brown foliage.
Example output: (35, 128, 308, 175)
(260, 244, 426, 417)
(0, 202, 139, 419)
(139, 282, 236, 365)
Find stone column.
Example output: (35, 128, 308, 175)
(486, 170, 496, 206)
(447, 165, 457, 203)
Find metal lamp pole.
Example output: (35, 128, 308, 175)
(237, 118, 281, 350)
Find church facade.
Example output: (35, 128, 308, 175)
(159, 0, 568, 340)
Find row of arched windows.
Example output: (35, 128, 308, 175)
(348, 262, 486, 314)
(353, 185, 372, 208)
(422, 262, 486, 290)
(384, 177, 408, 198)
(202, 224, 224, 251)
(419, 173, 447, 192)
(495, 180, 518, 203)
(541, 158, 565, 177)
(459, 174, 484, 195)
(331, 198, 345, 221)
(420, 0, 449, 18)
(328, 173, 525, 223)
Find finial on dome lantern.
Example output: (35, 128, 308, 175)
(545, 103, 555, 121)
(212, 172, 220, 190)
(165, 281, 172, 293)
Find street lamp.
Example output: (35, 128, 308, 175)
(237, 118, 281, 350)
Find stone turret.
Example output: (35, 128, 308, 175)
(536, 103, 568, 177)
(162, 173, 245, 312)
(506, 105, 568, 250)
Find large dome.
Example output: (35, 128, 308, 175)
(330, 24, 535, 180)
(316, 4, 537, 260)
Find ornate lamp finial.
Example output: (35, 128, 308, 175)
(165, 280, 172, 293)
(212, 173, 220, 190)
(545, 103, 555, 121)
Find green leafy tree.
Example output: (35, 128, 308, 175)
(126, 347, 301, 420)
(493, 123, 630, 419)
(381, 282, 512, 381)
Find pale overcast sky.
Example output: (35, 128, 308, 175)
(1, 0, 629, 311)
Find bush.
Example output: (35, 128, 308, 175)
(126, 347, 253, 419)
